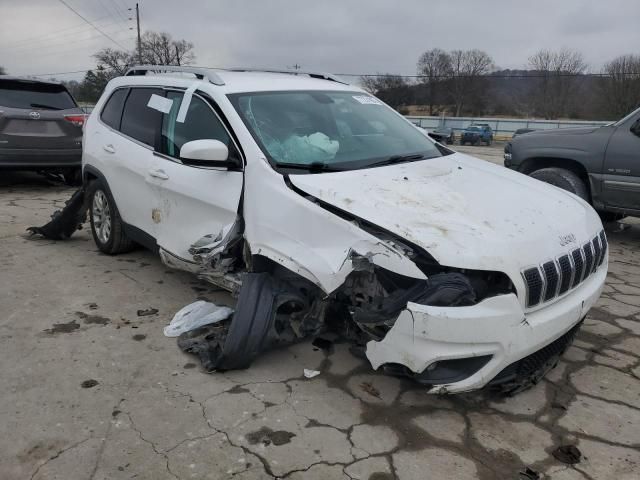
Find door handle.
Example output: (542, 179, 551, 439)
(149, 168, 169, 180)
(103, 144, 115, 154)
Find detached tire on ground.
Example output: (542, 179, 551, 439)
(529, 167, 589, 201)
(88, 180, 135, 254)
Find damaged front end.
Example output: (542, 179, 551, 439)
(178, 241, 517, 395)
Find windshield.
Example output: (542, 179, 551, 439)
(0, 80, 77, 110)
(228, 90, 444, 171)
(466, 126, 481, 132)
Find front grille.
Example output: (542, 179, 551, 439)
(583, 242, 594, 278)
(557, 255, 573, 295)
(592, 237, 602, 272)
(522, 230, 605, 309)
(542, 261, 559, 301)
(598, 230, 608, 266)
(571, 248, 585, 288)
(523, 267, 543, 307)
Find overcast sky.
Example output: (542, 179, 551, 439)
(1, 0, 639, 81)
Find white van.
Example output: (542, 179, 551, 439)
(80, 66, 607, 394)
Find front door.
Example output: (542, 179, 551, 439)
(147, 91, 244, 261)
(603, 112, 640, 210)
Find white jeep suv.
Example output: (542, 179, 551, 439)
(81, 65, 607, 393)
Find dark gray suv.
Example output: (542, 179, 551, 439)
(504, 107, 640, 220)
(0, 76, 85, 183)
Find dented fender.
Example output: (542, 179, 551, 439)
(244, 159, 426, 293)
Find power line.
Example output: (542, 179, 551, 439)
(0, 14, 116, 49)
(56, 0, 128, 49)
(2, 21, 132, 55)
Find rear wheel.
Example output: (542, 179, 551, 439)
(89, 180, 135, 254)
(529, 167, 589, 201)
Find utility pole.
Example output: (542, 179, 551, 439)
(135, 3, 142, 64)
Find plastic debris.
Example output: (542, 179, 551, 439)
(164, 301, 234, 337)
(303, 369, 321, 379)
(552, 445, 582, 465)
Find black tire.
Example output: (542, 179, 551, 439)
(486, 138, 492, 146)
(88, 180, 135, 254)
(460, 140, 465, 146)
(63, 168, 82, 186)
(598, 211, 626, 223)
(529, 167, 589, 201)
(473, 138, 480, 146)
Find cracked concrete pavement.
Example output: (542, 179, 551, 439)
(1, 160, 639, 479)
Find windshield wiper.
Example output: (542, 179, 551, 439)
(276, 161, 344, 172)
(29, 103, 62, 110)
(366, 153, 426, 168)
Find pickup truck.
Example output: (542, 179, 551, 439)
(461, 124, 493, 146)
(504, 107, 640, 220)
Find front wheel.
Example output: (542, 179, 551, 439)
(529, 167, 589, 201)
(89, 181, 135, 254)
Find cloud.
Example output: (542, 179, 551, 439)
(1, 0, 639, 79)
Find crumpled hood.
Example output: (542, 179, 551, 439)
(289, 152, 602, 281)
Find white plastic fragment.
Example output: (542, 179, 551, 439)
(176, 81, 201, 123)
(147, 93, 174, 113)
(303, 369, 321, 379)
(163, 300, 234, 337)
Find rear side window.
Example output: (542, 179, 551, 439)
(0, 80, 76, 110)
(120, 88, 163, 147)
(100, 89, 128, 130)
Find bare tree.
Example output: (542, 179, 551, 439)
(93, 48, 134, 77)
(600, 54, 640, 117)
(139, 32, 195, 66)
(359, 74, 412, 109)
(528, 48, 587, 119)
(416, 48, 452, 115)
(93, 30, 195, 80)
(448, 49, 494, 116)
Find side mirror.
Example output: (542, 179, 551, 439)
(180, 139, 230, 164)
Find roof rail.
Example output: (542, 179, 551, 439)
(227, 68, 348, 84)
(124, 65, 225, 86)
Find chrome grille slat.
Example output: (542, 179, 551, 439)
(523, 230, 605, 309)
(583, 242, 594, 279)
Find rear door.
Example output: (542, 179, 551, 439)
(0, 79, 83, 150)
(148, 90, 244, 260)
(602, 111, 640, 210)
(96, 87, 163, 237)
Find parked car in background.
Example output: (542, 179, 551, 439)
(428, 126, 455, 144)
(512, 128, 536, 138)
(504, 106, 640, 221)
(460, 124, 493, 145)
(0, 76, 85, 184)
(63, 65, 606, 394)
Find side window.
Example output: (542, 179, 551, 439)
(120, 88, 163, 147)
(100, 88, 128, 130)
(161, 92, 239, 161)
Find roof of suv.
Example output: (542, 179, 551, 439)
(109, 68, 357, 95)
(0, 75, 67, 87)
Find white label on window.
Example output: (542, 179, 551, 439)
(352, 95, 383, 105)
(147, 94, 174, 114)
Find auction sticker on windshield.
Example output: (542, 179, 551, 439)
(352, 95, 383, 105)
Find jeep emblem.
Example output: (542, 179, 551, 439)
(559, 234, 576, 246)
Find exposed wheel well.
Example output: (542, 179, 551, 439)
(519, 157, 591, 199)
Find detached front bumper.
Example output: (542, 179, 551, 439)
(366, 262, 606, 393)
